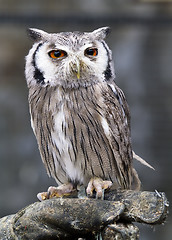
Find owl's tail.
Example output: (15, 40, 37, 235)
(133, 151, 155, 170)
(131, 151, 155, 191)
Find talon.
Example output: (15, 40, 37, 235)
(48, 183, 75, 198)
(37, 183, 77, 201)
(86, 177, 112, 199)
(37, 192, 49, 201)
(86, 178, 94, 197)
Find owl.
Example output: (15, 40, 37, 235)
(25, 27, 140, 200)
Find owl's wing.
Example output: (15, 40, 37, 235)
(102, 81, 133, 189)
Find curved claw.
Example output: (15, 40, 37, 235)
(86, 177, 113, 199)
(37, 183, 77, 201)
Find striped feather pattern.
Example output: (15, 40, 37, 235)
(28, 81, 136, 189)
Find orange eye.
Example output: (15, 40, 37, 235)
(85, 48, 98, 57)
(48, 50, 67, 59)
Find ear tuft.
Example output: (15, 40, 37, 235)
(92, 27, 111, 40)
(27, 28, 47, 42)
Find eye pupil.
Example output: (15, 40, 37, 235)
(85, 48, 98, 56)
(87, 49, 94, 55)
(54, 50, 61, 58)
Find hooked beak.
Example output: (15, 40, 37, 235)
(71, 59, 81, 79)
(76, 66, 80, 79)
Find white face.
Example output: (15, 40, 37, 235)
(25, 27, 114, 88)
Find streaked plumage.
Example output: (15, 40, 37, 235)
(25, 27, 140, 197)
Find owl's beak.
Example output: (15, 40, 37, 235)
(75, 62, 80, 80)
(71, 59, 80, 79)
(76, 67, 80, 80)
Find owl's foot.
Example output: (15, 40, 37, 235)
(86, 177, 113, 199)
(37, 183, 77, 201)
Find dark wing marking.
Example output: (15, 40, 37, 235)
(102, 82, 133, 188)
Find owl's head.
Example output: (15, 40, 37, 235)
(25, 27, 115, 88)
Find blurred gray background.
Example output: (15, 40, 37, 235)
(0, 0, 171, 239)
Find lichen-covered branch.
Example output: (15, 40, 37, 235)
(0, 190, 169, 240)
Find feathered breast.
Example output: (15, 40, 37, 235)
(28, 82, 133, 188)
